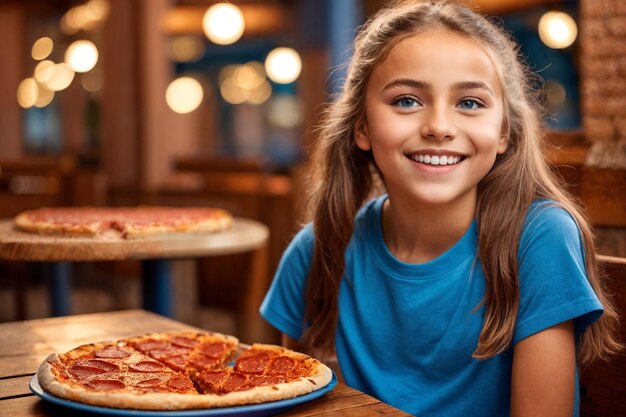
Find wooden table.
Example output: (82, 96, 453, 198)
(0, 310, 410, 417)
(0, 218, 269, 342)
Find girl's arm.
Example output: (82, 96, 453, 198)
(510, 320, 575, 417)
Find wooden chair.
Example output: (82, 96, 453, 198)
(0, 156, 75, 218)
(0, 156, 75, 321)
(580, 255, 626, 417)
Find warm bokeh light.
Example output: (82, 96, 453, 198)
(202, 3, 245, 45)
(32, 37, 53, 60)
(33, 60, 56, 84)
(65, 40, 99, 73)
(167, 35, 205, 63)
(84, 0, 110, 23)
(247, 80, 272, 105)
(61, 7, 83, 34)
(218, 65, 239, 85)
(219, 62, 272, 105)
(166, 76, 204, 114)
(264, 47, 302, 84)
(43, 63, 75, 91)
(17, 78, 38, 108)
(81, 67, 103, 93)
(538, 11, 577, 49)
(220, 77, 250, 105)
(235, 62, 266, 90)
(545, 79, 567, 105)
(34, 85, 55, 108)
(61, 0, 110, 34)
(267, 95, 304, 128)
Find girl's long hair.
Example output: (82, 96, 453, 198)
(301, 0, 621, 363)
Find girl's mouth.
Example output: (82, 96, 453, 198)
(407, 154, 465, 166)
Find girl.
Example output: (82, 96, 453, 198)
(260, 1, 621, 416)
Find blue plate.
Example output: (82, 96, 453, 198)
(30, 373, 337, 417)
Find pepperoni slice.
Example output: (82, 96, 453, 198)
(149, 347, 190, 360)
(134, 377, 166, 388)
(222, 373, 247, 392)
(189, 355, 220, 370)
(94, 347, 130, 358)
(163, 355, 188, 372)
(80, 359, 120, 372)
(171, 337, 199, 349)
(135, 340, 169, 352)
(198, 342, 228, 358)
(235, 354, 270, 374)
(238, 348, 276, 359)
(267, 357, 296, 375)
(129, 360, 166, 372)
(168, 376, 195, 392)
(69, 365, 108, 379)
(87, 379, 126, 390)
(196, 371, 228, 393)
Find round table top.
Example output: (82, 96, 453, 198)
(0, 218, 269, 262)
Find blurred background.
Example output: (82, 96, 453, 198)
(0, 0, 624, 338)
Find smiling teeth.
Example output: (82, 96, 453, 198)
(412, 155, 462, 165)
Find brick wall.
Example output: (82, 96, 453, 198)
(580, 0, 626, 168)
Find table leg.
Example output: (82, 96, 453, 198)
(239, 244, 275, 343)
(141, 259, 173, 317)
(44, 262, 72, 316)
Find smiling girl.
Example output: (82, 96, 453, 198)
(260, 1, 621, 416)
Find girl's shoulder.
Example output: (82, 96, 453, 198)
(520, 199, 583, 250)
(525, 199, 579, 231)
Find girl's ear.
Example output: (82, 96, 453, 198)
(355, 117, 371, 151)
(497, 135, 508, 154)
(497, 121, 510, 155)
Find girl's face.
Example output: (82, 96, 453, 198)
(356, 28, 507, 211)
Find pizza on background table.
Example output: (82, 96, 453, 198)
(36, 330, 333, 410)
(13, 206, 234, 239)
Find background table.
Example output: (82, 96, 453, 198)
(0, 310, 410, 417)
(0, 218, 269, 342)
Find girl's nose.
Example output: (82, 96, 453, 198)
(420, 106, 456, 140)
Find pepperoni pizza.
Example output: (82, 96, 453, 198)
(14, 206, 233, 239)
(37, 330, 333, 410)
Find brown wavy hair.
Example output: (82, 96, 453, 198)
(301, 0, 621, 364)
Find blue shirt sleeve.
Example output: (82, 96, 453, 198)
(513, 203, 604, 344)
(260, 224, 315, 340)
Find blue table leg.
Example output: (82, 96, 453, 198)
(45, 262, 72, 316)
(141, 259, 173, 317)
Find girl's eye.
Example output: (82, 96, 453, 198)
(393, 96, 420, 108)
(458, 99, 484, 110)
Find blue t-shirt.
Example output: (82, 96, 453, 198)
(260, 195, 603, 416)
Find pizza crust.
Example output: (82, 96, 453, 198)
(14, 212, 101, 237)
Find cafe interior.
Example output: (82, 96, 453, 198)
(0, 0, 625, 415)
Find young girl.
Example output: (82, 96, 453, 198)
(260, 1, 621, 415)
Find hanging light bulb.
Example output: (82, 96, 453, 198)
(202, 3, 245, 45)
(265, 47, 302, 84)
